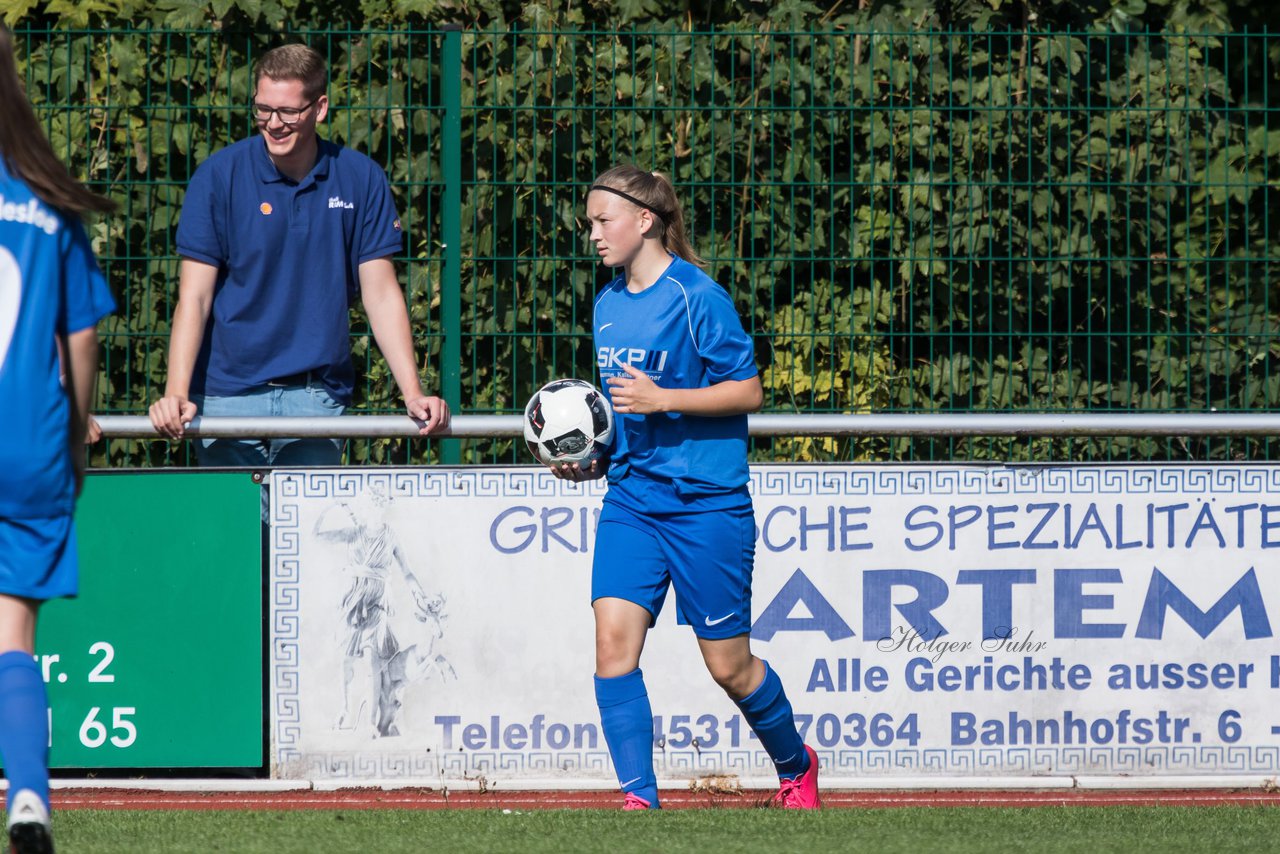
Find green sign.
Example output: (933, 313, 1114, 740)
(37, 472, 263, 768)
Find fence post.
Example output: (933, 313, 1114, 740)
(440, 24, 463, 464)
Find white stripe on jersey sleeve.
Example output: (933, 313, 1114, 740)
(666, 277, 705, 359)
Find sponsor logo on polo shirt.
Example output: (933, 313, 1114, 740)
(259, 202, 273, 215)
(328, 196, 355, 210)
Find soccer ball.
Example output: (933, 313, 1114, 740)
(523, 378, 614, 466)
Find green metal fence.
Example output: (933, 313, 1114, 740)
(15, 26, 1280, 465)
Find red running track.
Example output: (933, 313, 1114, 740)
(49, 788, 1280, 811)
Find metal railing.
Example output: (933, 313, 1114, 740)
(95, 413, 1280, 440)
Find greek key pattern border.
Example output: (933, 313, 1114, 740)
(751, 465, 1280, 498)
(272, 745, 1280, 780)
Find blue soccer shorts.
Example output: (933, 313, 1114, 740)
(591, 497, 755, 640)
(0, 515, 78, 601)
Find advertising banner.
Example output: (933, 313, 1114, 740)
(40, 472, 263, 768)
(270, 466, 1280, 785)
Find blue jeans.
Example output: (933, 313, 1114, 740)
(194, 382, 346, 468)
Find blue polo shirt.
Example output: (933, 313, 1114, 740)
(593, 256, 758, 504)
(0, 160, 115, 519)
(176, 136, 403, 403)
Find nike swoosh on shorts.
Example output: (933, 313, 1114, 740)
(704, 613, 735, 626)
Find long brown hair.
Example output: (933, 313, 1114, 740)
(0, 26, 115, 217)
(591, 164, 705, 268)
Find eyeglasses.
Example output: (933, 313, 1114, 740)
(251, 98, 316, 126)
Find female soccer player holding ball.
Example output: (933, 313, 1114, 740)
(552, 164, 819, 810)
(0, 25, 116, 853)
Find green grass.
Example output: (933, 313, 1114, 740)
(53, 806, 1280, 853)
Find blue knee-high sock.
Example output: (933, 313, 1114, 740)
(594, 669, 659, 806)
(0, 651, 49, 811)
(734, 660, 808, 779)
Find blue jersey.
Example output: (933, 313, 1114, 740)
(0, 160, 115, 519)
(176, 136, 403, 404)
(593, 256, 757, 498)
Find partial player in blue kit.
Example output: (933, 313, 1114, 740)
(0, 24, 117, 854)
(551, 164, 820, 810)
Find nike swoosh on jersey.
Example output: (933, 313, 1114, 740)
(704, 613, 735, 626)
(598, 322, 614, 331)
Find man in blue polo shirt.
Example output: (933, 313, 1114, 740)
(148, 43, 448, 464)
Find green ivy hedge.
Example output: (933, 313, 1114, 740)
(10, 0, 1280, 464)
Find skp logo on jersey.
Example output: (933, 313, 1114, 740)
(597, 346, 668, 374)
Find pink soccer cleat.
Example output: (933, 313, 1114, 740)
(772, 745, 820, 809)
(622, 792, 653, 811)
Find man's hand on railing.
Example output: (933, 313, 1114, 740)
(405, 395, 451, 436)
(149, 395, 199, 439)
